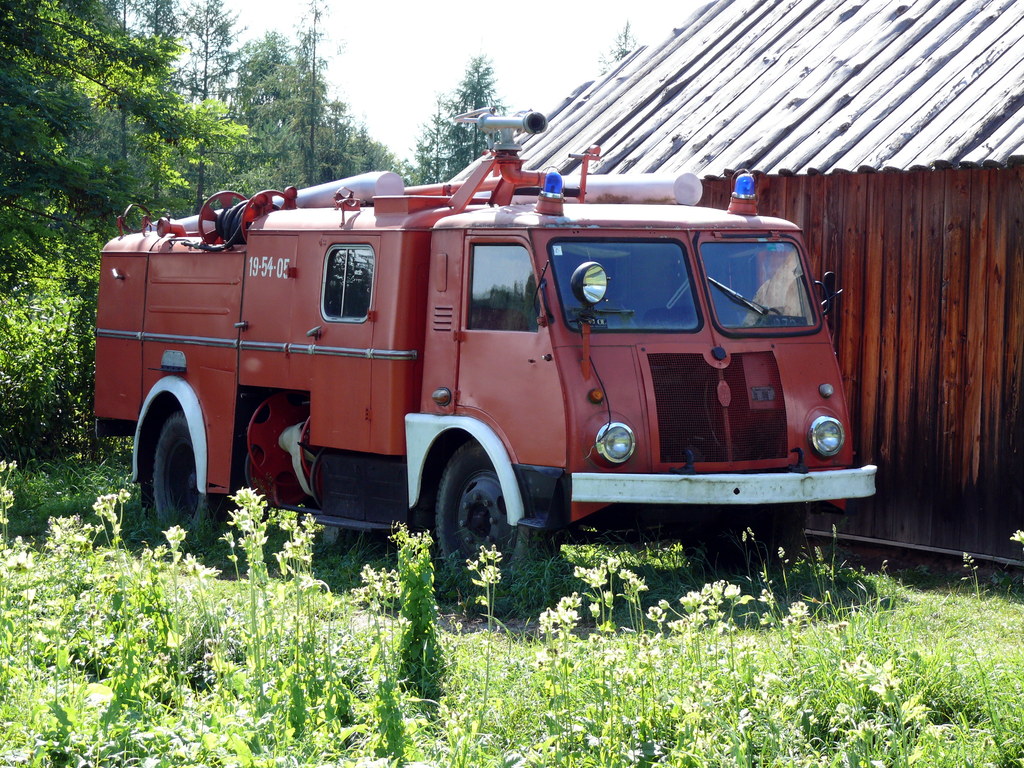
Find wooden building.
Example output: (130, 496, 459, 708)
(519, 0, 1024, 559)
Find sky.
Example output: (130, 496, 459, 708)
(240, 1, 679, 162)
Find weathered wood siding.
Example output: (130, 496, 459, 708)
(514, 0, 1024, 557)
(703, 168, 1024, 558)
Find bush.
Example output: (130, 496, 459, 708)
(0, 284, 97, 461)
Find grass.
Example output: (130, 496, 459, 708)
(1, 458, 1024, 767)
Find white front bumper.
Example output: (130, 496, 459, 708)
(571, 465, 877, 505)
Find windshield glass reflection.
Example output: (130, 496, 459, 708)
(700, 241, 815, 330)
(549, 240, 699, 332)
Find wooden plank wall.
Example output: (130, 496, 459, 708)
(702, 168, 1024, 558)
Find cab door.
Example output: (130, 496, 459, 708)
(454, 236, 565, 467)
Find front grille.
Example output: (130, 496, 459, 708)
(648, 352, 788, 464)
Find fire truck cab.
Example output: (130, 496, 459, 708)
(95, 111, 875, 557)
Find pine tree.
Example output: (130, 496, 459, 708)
(178, 0, 238, 103)
(447, 55, 504, 172)
(295, 0, 328, 186)
(230, 30, 401, 193)
(178, 0, 241, 208)
(410, 55, 504, 185)
(100, 0, 177, 38)
(411, 102, 452, 186)
(599, 21, 637, 73)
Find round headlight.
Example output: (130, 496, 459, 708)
(808, 416, 845, 457)
(571, 261, 608, 306)
(595, 422, 635, 463)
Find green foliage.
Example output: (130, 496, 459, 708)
(0, 0, 407, 462)
(2, 464, 1024, 766)
(176, 0, 238, 103)
(395, 527, 444, 701)
(229, 30, 403, 196)
(411, 101, 453, 187)
(174, 0, 243, 209)
(0, 0, 241, 240)
(411, 55, 505, 184)
(0, 461, 14, 540)
(1, 454, 133, 541)
(0, 0, 248, 460)
(224, 5, 404, 198)
(599, 21, 638, 73)
(0, 478, 368, 765)
(0, 284, 98, 462)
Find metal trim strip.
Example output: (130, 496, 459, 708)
(242, 341, 417, 360)
(312, 345, 418, 361)
(145, 332, 238, 349)
(96, 329, 417, 361)
(95, 329, 143, 341)
(241, 341, 288, 353)
(97, 328, 234, 347)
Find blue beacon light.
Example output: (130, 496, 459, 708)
(536, 170, 566, 215)
(734, 172, 756, 199)
(727, 171, 758, 215)
(542, 171, 564, 198)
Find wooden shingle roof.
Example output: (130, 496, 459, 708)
(520, 0, 1024, 179)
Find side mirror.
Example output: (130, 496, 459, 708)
(571, 261, 608, 307)
(815, 271, 843, 315)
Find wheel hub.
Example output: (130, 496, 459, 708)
(457, 473, 509, 548)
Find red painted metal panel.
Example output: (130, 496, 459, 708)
(453, 234, 566, 467)
(237, 233, 311, 389)
(95, 252, 148, 421)
(140, 245, 244, 492)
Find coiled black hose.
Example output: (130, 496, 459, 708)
(189, 200, 247, 251)
(216, 201, 247, 247)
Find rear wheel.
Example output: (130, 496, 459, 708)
(153, 412, 206, 527)
(435, 443, 523, 560)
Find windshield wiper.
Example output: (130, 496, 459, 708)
(708, 277, 771, 316)
(570, 306, 635, 318)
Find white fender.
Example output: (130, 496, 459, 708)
(405, 414, 526, 525)
(132, 376, 208, 493)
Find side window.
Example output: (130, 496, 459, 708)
(322, 245, 374, 321)
(469, 243, 538, 332)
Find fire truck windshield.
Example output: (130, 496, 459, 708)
(549, 239, 699, 332)
(699, 241, 815, 330)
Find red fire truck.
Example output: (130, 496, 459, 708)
(95, 111, 875, 557)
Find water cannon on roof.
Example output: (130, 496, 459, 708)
(453, 108, 548, 151)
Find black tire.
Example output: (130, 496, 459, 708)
(153, 411, 207, 527)
(436, 443, 544, 561)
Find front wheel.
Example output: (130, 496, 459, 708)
(435, 443, 520, 560)
(153, 412, 207, 527)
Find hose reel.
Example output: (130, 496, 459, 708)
(196, 188, 297, 250)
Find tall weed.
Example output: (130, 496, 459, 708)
(1, 464, 1022, 767)
(396, 526, 444, 702)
